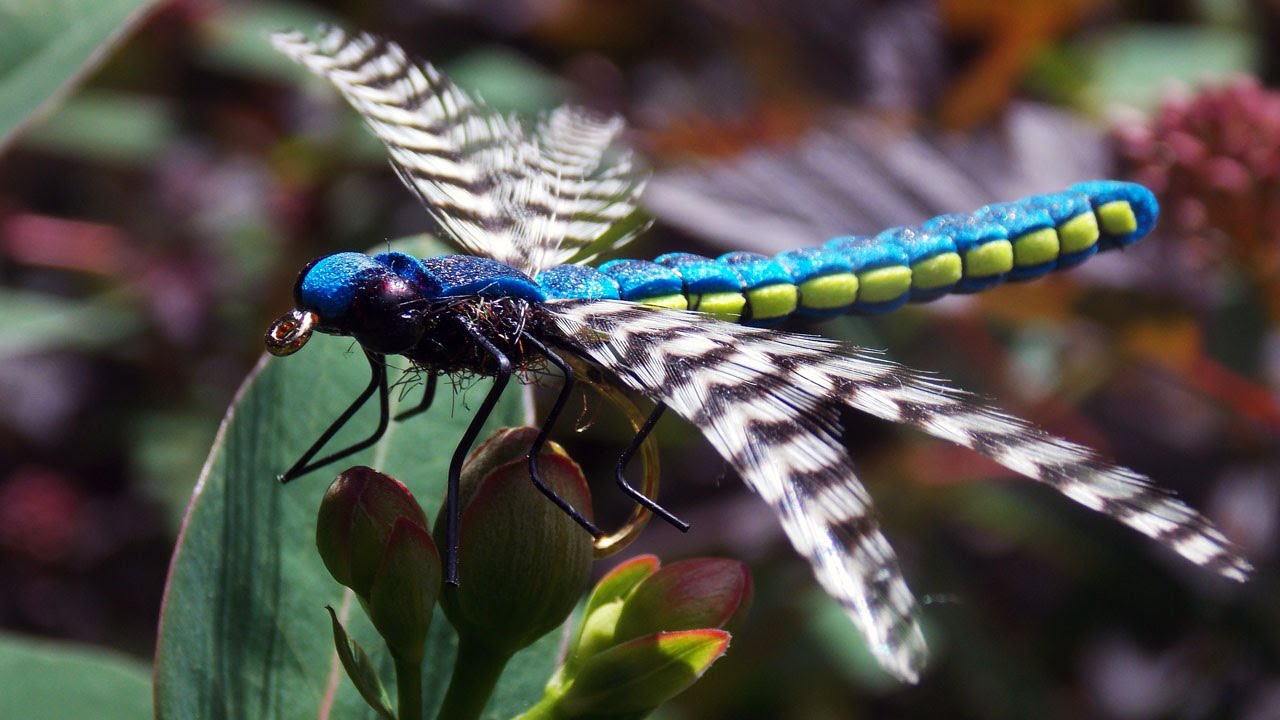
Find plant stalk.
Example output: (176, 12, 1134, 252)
(435, 638, 510, 720)
(394, 652, 423, 720)
(511, 691, 562, 720)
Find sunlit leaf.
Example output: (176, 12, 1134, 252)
(0, 632, 151, 720)
(553, 630, 730, 716)
(0, 0, 162, 151)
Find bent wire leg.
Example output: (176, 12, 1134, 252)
(521, 334, 603, 538)
(279, 349, 389, 483)
(394, 373, 438, 422)
(444, 323, 512, 585)
(616, 403, 690, 531)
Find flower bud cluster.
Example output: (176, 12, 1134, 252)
(1114, 77, 1280, 263)
(312, 430, 750, 719)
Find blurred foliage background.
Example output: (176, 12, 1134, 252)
(1, 0, 1278, 717)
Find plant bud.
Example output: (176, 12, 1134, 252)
(367, 516, 441, 663)
(315, 465, 431, 598)
(524, 555, 750, 719)
(315, 466, 440, 664)
(553, 630, 731, 718)
(436, 427, 595, 657)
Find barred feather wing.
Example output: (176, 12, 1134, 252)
(549, 299, 930, 681)
(546, 299, 1252, 679)
(517, 107, 649, 271)
(270, 27, 645, 274)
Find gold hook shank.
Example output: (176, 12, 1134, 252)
(566, 356, 662, 558)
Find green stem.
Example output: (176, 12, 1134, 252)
(435, 637, 511, 720)
(394, 652, 423, 720)
(511, 691, 562, 720)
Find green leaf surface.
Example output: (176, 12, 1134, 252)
(447, 48, 564, 115)
(326, 607, 396, 720)
(0, 632, 151, 720)
(0, 289, 143, 358)
(585, 555, 659, 618)
(155, 236, 560, 719)
(325, 604, 394, 717)
(197, 2, 340, 82)
(0, 0, 162, 152)
(802, 589, 901, 691)
(1082, 26, 1256, 113)
(553, 630, 730, 717)
(566, 209, 653, 267)
(18, 90, 176, 165)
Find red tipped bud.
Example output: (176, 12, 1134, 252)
(316, 466, 431, 598)
(315, 466, 439, 663)
(525, 555, 750, 718)
(437, 427, 595, 657)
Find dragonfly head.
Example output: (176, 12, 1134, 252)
(267, 252, 443, 357)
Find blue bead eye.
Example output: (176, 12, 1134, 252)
(298, 252, 385, 320)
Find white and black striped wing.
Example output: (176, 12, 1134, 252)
(271, 27, 645, 274)
(550, 299, 930, 681)
(545, 299, 1252, 681)
(517, 107, 648, 272)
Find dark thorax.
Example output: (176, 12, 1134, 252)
(405, 295, 549, 377)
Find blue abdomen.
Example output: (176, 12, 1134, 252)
(536, 180, 1158, 326)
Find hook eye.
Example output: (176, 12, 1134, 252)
(265, 309, 319, 356)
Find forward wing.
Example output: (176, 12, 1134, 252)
(545, 299, 1251, 681)
(519, 107, 650, 271)
(271, 27, 645, 274)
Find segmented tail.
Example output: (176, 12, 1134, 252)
(536, 181, 1157, 324)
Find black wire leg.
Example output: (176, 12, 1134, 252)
(394, 373, 438, 422)
(279, 350, 389, 483)
(616, 403, 689, 531)
(443, 323, 512, 585)
(521, 334, 602, 538)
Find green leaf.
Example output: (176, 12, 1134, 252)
(197, 2, 340, 82)
(802, 589, 902, 691)
(326, 607, 396, 720)
(447, 48, 564, 115)
(566, 208, 653, 266)
(1081, 26, 1257, 113)
(0, 632, 151, 720)
(154, 236, 558, 719)
(0, 0, 163, 151)
(553, 630, 731, 717)
(564, 556, 660, 674)
(18, 90, 176, 165)
(0, 289, 142, 358)
(584, 555, 660, 618)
